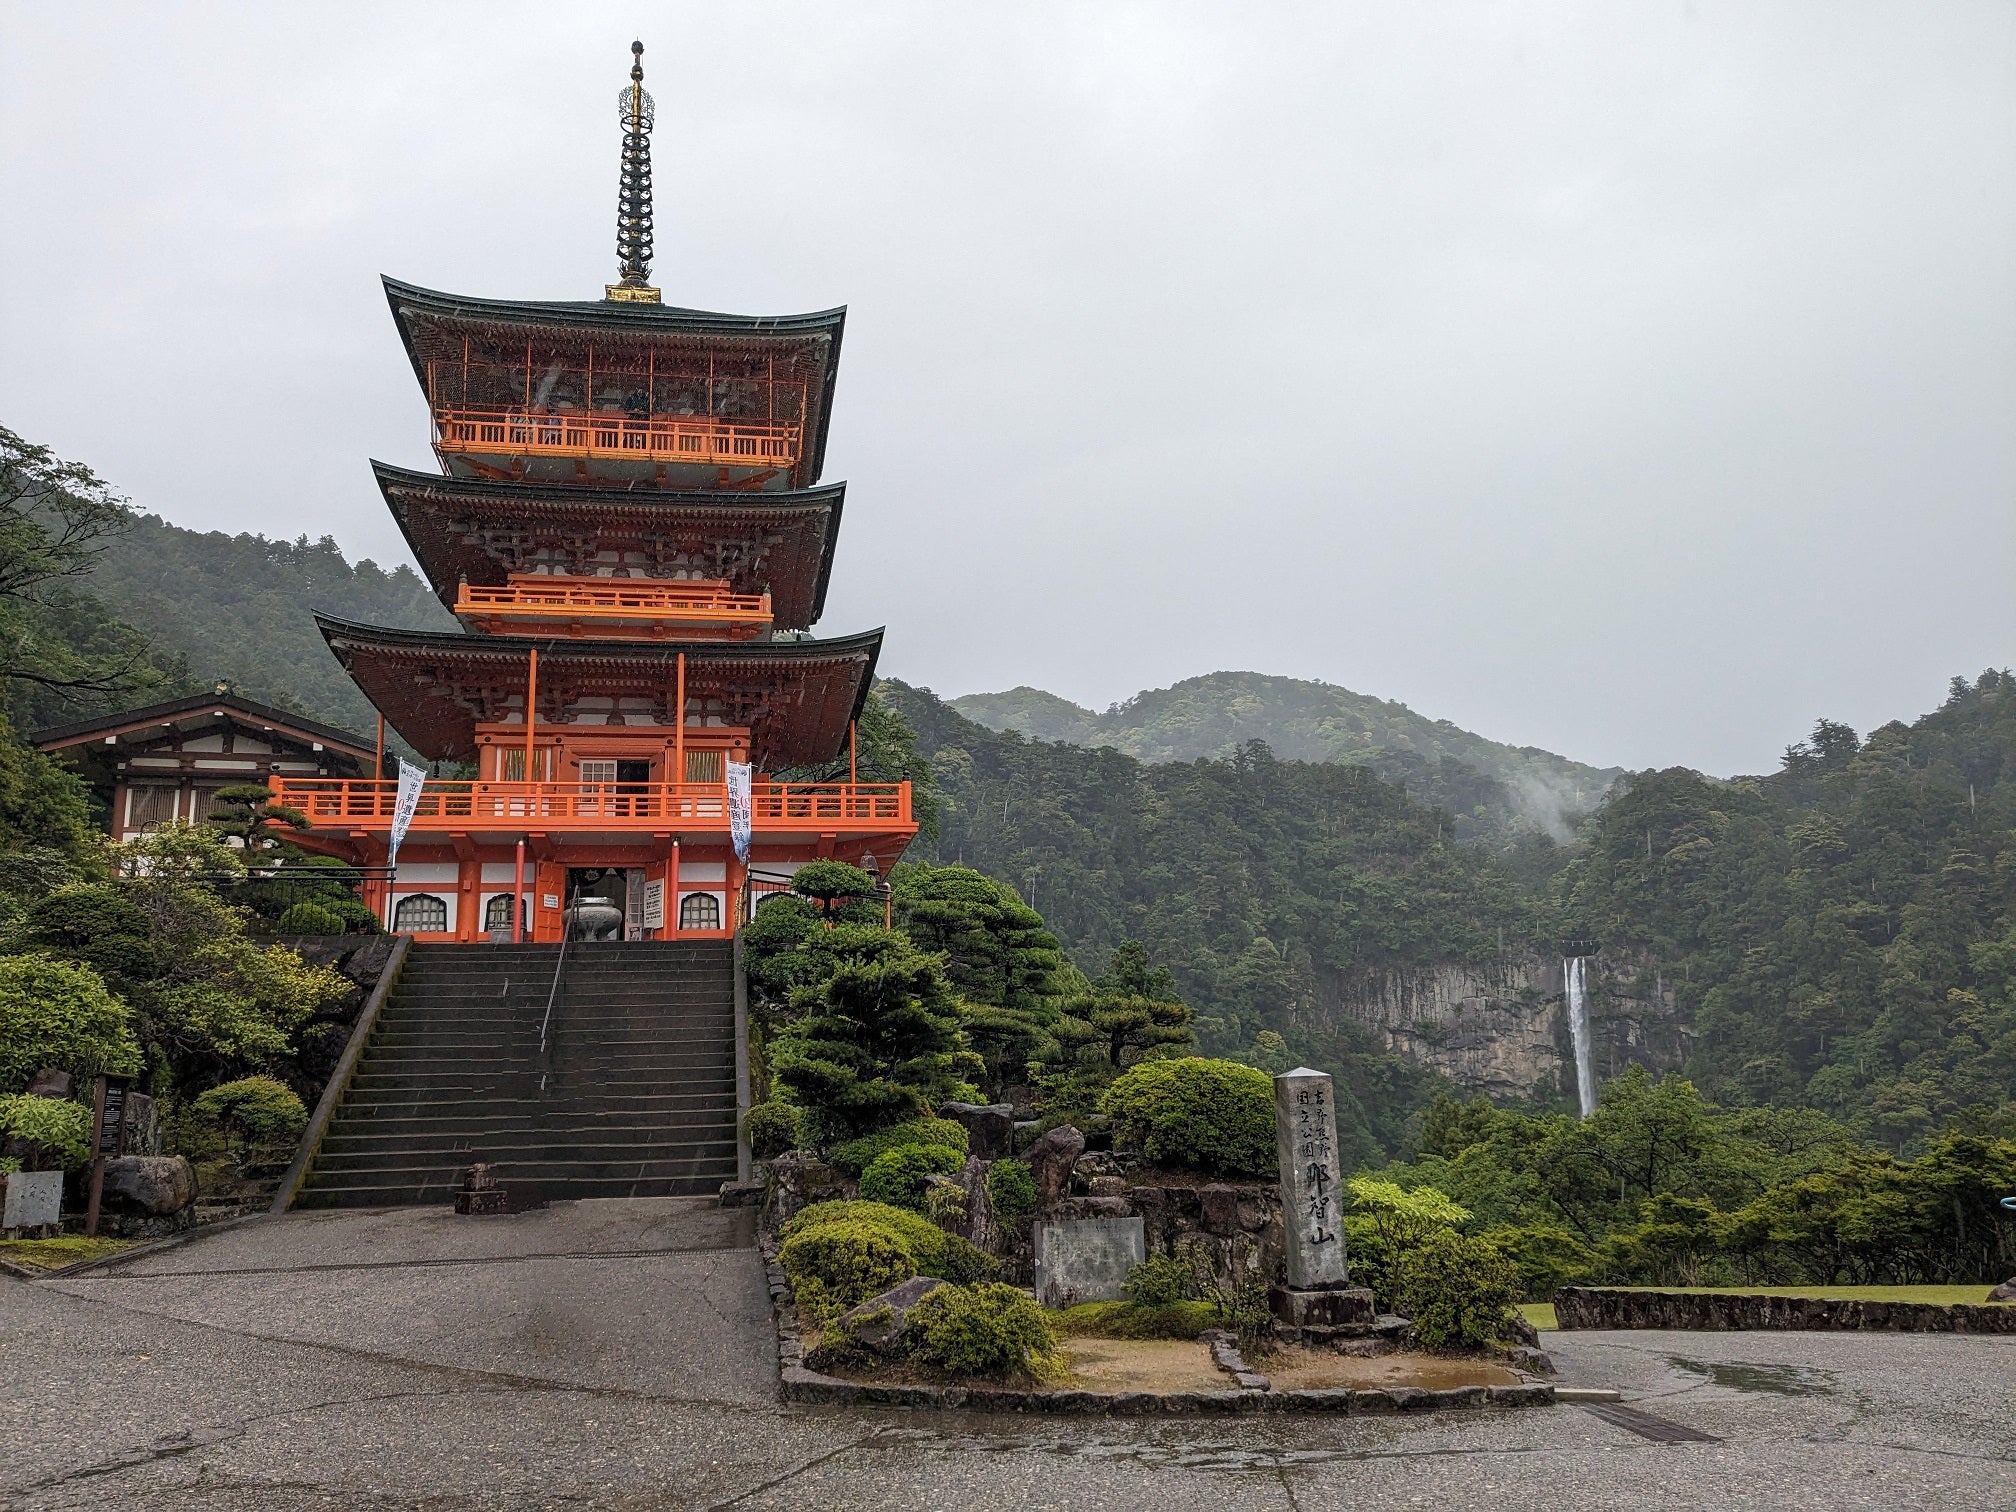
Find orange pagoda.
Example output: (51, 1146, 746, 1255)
(278, 44, 915, 941)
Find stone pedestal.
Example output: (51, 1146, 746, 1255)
(1269, 1284, 1375, 1329)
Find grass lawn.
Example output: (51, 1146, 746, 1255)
(1519, 1284, 2009, 1332)
(0, 1236, 135, 1272)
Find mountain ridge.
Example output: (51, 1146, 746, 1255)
(952, 671, 1622, 840)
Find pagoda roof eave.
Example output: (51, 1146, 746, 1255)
(368, 461, 845, 628)
(381, 276, 846, 487)
(315, 615, 882, 767)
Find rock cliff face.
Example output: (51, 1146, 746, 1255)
(1309, 951, 1690, 1102)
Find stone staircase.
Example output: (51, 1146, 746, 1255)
(295, 941, 741, 1208)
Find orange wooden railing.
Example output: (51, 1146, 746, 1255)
(270, 778, 911, 830)
(433, 406, 799, 469)
(455, 578, 772, 634)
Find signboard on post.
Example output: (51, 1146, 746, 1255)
(726, 761, 753, 862)
(642, 877, 665, 930)
(84, 1074, 132, 1238)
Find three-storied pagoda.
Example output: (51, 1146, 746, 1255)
(276, 44, 915, 941)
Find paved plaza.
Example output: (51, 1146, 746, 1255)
(3, 1198, 2012, 1510)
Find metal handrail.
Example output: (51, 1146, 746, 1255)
(536, 919, 571, 1092)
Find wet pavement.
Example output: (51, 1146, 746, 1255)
(4, 1199, 2014, 1509)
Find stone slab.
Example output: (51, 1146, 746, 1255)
(1032, 1214, 1144, 1307)
(2, 1168, 62, 1229)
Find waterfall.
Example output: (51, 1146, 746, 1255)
(1564, 954, 1596, 1118)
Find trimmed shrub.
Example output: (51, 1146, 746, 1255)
(275, 902, 345, 936)
(1393, 1229, 1521, 1351)
(1100, 1057, 1275, 1176)
(0, 1094, 92, 1168)
(827, 1116, 970, 1176)
(783, 1200, 996, 1283)
(192, 1076, 307, 1146)
(906, 1282, 1061, 1378)
(858, 1144, 964, 1211)
(1051, 1298, 1218, 1340)
(747, 1100, 804, 1159)
(1123, 1251, 1197, 1307)
(778, 1219, 917, 1313)
(985, 1157, 1036, 1220)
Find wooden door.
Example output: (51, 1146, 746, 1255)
(533, 861, 567, 943)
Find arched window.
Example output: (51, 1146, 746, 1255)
(679, 893, 721, 931)
(394, 894, 449, 933)
(484, 894, 516, 931)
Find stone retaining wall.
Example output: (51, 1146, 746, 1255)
(1555, 1287, 2016, 1334)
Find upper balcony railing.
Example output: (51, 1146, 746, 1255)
(454, 578, 773, 639)
(433, 406, 799, 471)
(270, 778, 912, 830)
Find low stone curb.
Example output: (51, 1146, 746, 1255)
(759, 1237, 1553, 1416)
(6, 1212, 270, 1283)
(777, 1367, 1553, 1415)
(1556, 1286, 2016, 1335)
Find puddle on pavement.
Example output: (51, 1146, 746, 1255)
(1666, 1357, 1838, 1396)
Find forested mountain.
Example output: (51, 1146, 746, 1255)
(952, 672, 1621, 844)
(5, 427, 2010, 1167)
(1554, 674, 2016, 1148)
(887, 679, 1538, 1161)
(87, 513, 455, 737)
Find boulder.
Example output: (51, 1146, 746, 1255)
(764, 1152, 846, 1227)
(1025, 1124, 1084, 1212)
(1989, 1278, 2016, 1303)
(831, 1276, 948, 1355)
(25, 1069, 74, 1100)
(122, 1093, 161, 1156)
(937, 1101, 1015, 1159)
(1199, 1183, 1240, 1236)
(99, 1156, 196, 1216)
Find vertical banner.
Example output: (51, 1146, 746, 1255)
(388, 760, 427, 867)
(385, 760, 427, 929)
(726, 760, 753, 862)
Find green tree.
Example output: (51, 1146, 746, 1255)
(203, 783, 310, 855)
(12, 826, 345, 1092)
(768, 926, 982, 1142)
(790, 860, 879, 921)
(0, 955, 141, 1091)
(1052, 994, 1193, 1071)
(0, 426, 182, 725)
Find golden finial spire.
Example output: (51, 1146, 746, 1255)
(607, 40, 661, 303)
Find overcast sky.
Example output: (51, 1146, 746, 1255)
(3, 3, 2011, 776)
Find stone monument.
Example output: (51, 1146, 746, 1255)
(1270, 1067, 1374, 1332)
(1032, 1215, 1145, 1307)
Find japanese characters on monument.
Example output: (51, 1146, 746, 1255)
(1274, 1066, 1351, 1290)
